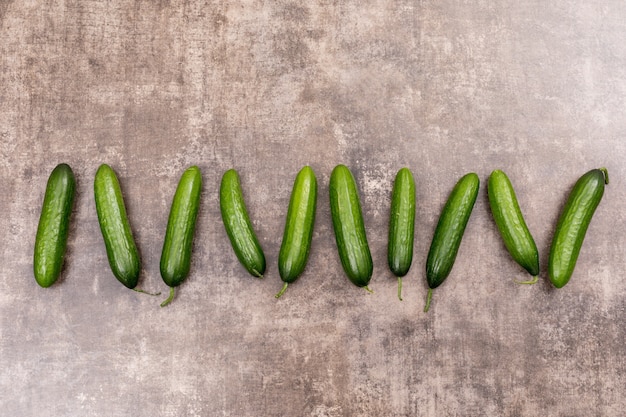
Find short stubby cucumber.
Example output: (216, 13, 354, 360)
(34, 163, 76, 288)
(387, 167, 416, 300)
(160, 166, 203, 307)
(329, 164, 373, 291)
(94, 164, 141, 289)
(548, 168, 608, 288)
(220, 169, 266, 278)
(276, 166, 318, 298)
(425, 173, 479, 312)
(487, 169, 539, 284)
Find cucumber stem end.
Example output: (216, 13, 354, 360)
(160, 287, 176, 307)
(514, 275, 539, 285)
(398, 277, 403, 301)
(275, 282, 288, 299)
(424, 288, 433, 313)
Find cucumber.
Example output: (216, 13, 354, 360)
(425, 172, 479, 312)
(160, 166, 202, 307)
(33, 163, 76, 288)
(548, 168, 608, 288)
(276, 166, 318, 298)
(387, 167, 416, 300)
(220, 169, 266, 278)
(487, 170, 539, 283)
(94, 164, 141, 289)
(329, 164, 373, 291)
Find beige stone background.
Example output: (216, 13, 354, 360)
(1, 1, 625, 416)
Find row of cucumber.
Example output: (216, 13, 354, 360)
(33, 163, 608, 310)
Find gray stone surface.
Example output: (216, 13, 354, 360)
(1, 1, 625, 416)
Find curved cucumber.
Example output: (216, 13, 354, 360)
(548, 168, 608, 288)
(220, 169, 266, 278)
(387, 167, 416, 300)
(425, 172, 479, 312)
(276, 166, 318, 298)
(487, 170, 539, 282)
(160, 166, 202, 307)
(34, 163, 76, 288)
(329, 164, 373, 290)
(94, 164, 141, 289)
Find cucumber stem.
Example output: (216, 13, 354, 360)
(600, 167, 609, 184)
(275, 282, 288, 298)
(398, 277, 403, 301)
(514, 275, 539, 285)
(132, 288, 162, 296)
(424, 288, 433, 312)
(160, 287, 176, 307)
(364, 286, 374, 294)
(252, 269, 264, 278)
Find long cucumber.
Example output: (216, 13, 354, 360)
(34, 163, 76, 288)
(275, 166, 318, 298)
(329, 164, 373, 291)
(487, 169, 539, 284)
(94, 164, 141, 289)
(425, 173, 479, 312)
(387, 167, 416, 300)
(220, 169, 266, 278)
(160, 166, 202, 307)
(548, 168, 608, 288)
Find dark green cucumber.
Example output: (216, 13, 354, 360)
(94, 164, 141, 289)
(487, 169, 539, 283)
(33, 163, 76, 288)
(329, 164, 373, 291)
(220, 169, 266, 278)
(160, 166, 202, 307)
(425, 172, 479, 312)
(276, 166, 318, 298)
(548, 168, 608, 288)
(387, 167, 416, 300)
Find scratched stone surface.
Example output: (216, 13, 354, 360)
(1, 1, 625, 416)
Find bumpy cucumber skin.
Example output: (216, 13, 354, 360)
(94, 164, 141, 289)
(329, 164, 373, 288)
(388, 167, 416, 278)
(278, 166, 318, 284)
(220, 169, 266, 277)
(34, 164, 76, 288)
(488, 170, 539, 277)
(426, 173, 479, 289)
(548, 168, 608, 288)
(160, 166, 202, 288)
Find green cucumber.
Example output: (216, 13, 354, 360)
(387, 167, 416, 300)
(329, 164, 373, 291)
(487, 169, 539, 283)
(548, 168, 608, 288)
(276, 166, 318, 298)
(220, 169, 266, 278)
(425, 172, 479, 312)
(94, 164, 141, 289)
(33, 163, 76, 288)
(160, 166, 203, 307)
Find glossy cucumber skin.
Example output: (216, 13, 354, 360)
(278, 166, 318, 284)
(548, 168, 608, 288)
(329, 164, 373, 287)
(220, 169, 266, 277)
(160, 166, 202, 287)
(388, 167, 416, 277)
(488, 170, 539, 276)
(426, 173, 479, 289)
(34, 164, 76, 288)
(94, 164, 141, 289)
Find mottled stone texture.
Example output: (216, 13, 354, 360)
(1, 1, 625, 416)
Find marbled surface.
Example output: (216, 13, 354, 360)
(1, 1, 625, 416)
